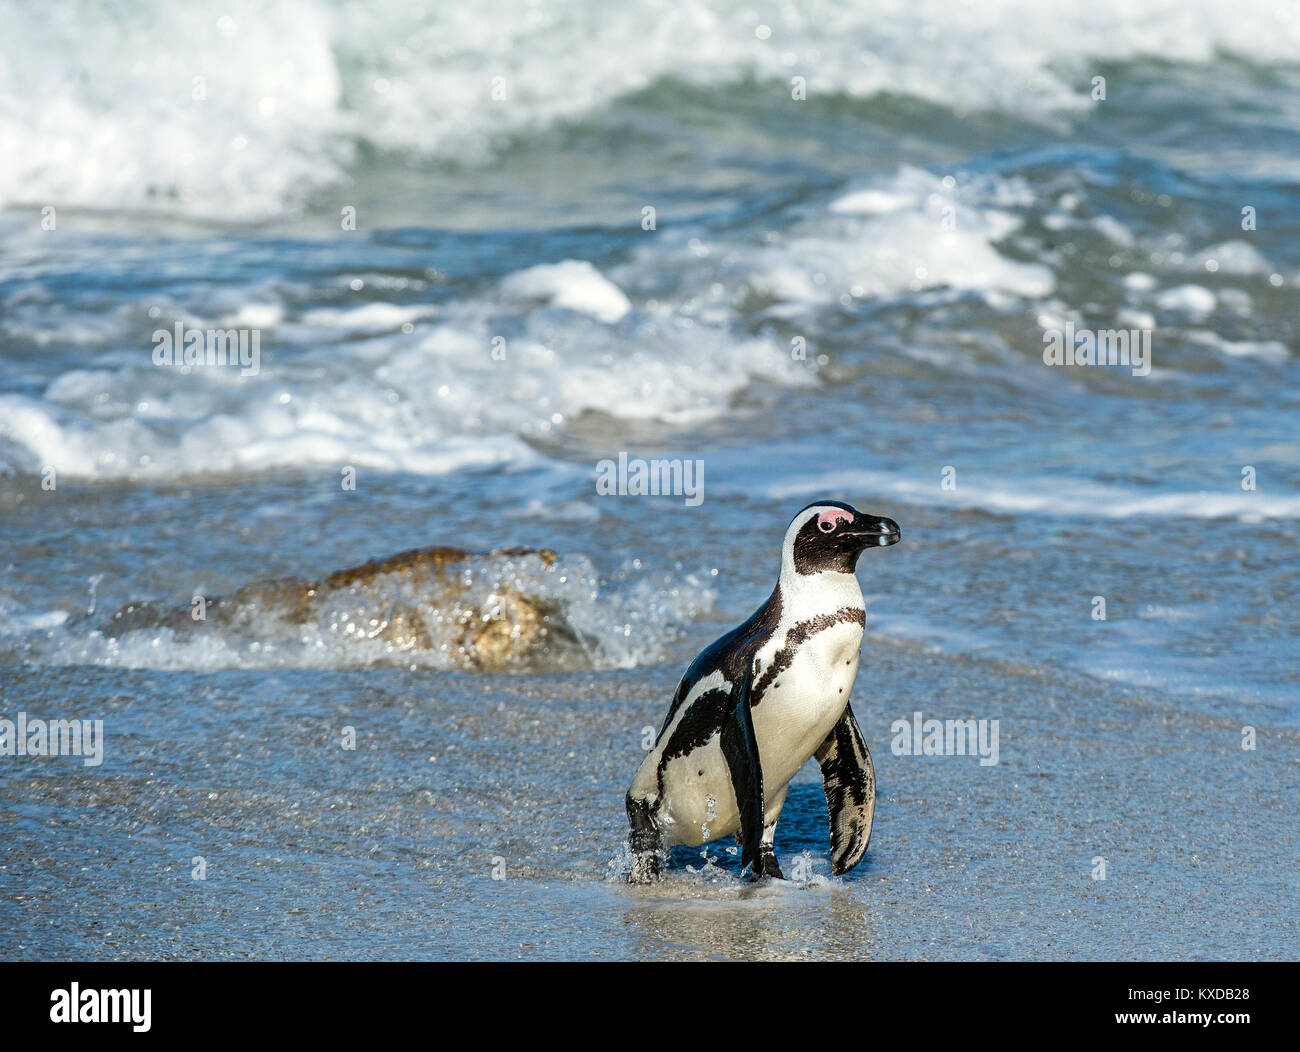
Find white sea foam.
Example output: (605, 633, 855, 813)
(694, 166, 1053, 310)
(2, 0, 1297, 219)
(1123, 273, 1159, 293)
(0, 253, 809, 479)
(1154, 284, 1217, 317)
(760, 469, 1300, 522)
(14, 556, 716, 673)
(1185, 332, 1290, 362)
(500, 261, 632, 324)
(1188, 240, 1273, 276)
(0, 594, 69, 638)
(298, 303, 439, 333)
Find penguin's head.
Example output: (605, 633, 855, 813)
(785, 500, 901, 575)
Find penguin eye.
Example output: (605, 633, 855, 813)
(818, 520, 836, 533)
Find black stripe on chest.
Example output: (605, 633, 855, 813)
(751, 606, 865, 703)
(655, 587, 784, 738)
(656, 682, 732, 780)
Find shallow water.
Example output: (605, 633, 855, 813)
(3, 649, 1294, 960)
(1, 0, 1298, 960)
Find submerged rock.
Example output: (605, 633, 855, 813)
(102, 545, 592, 671)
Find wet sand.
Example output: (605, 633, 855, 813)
(3, 635, 1294, 961)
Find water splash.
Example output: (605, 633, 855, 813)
(17, 546, 716, 673)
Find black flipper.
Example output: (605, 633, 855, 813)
(719, 668, 767, 880)
(815, 703, 876, 875)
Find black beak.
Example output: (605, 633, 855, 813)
(846, 515, 901, 547)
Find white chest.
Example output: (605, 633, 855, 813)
(750, 613, 863, 789)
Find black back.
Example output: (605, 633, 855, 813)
(649, 586, 783, 790)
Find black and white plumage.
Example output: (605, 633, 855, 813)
(626, 500, 900, 883)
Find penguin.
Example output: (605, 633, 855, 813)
(625, 500, 900, 883)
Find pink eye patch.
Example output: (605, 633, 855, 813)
(816, 509, 853, 532)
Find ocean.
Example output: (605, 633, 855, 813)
(0, 0, 1297, 960)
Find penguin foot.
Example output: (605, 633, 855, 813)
(744, 852, 784, 882)
(625, 793, 662, 884)
(627, 853, 660, 884)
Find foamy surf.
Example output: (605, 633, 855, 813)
(760, 471, 1300, 523)
(5, 550, 717, 673)
(0, 247, 813, 480)
(3, 1, 1298, 220)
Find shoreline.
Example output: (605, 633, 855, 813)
(2, 635, 1294, 961)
